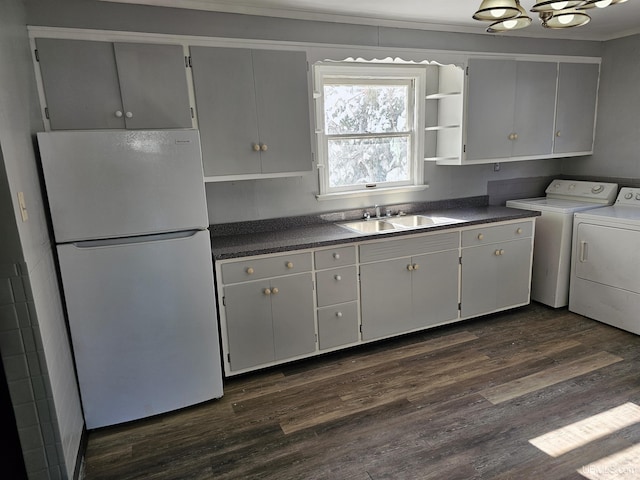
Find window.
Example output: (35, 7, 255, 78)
(314, 63, 426, 198)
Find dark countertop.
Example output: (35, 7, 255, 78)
(210, 200, 540, 260)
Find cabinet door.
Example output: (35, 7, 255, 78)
(360, 258, 413, 341)
(554, 63, 599, 154)
(465, 59, 516, 160)
(411, 250, 459, 329)
(223, 281, 274, 371)
(113, 43, 192, 129)
(461, 238, 531, 318)
(190, 47, 261, 176)
(512, 61, 556, 157)
(36, 38, 125, 130)
(270, 273, 316, 361)
(252, 49, 312, 174)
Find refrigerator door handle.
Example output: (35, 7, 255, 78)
(70, 229, 204, 248)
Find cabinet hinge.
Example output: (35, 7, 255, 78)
(190, 107, 195, 119)
(222, 296, 226, 306)
(466, 66, 469, 76)
(307, 61, 309, 72)
(44, 107, 50, 120)
(463, 144, 467, 153)
(185, 56, 192, 68)
(34, 49, 39, 62)
(458, 302, 462, 311)
(227, 353, 231, 363)
(359, 324, 362, 333)
(459, 256, 462, 265)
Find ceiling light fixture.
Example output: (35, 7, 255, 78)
(473, 0, 521, 21)
(474, 0, 627, 32)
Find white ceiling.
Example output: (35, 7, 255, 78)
(102, 0, 640, 41)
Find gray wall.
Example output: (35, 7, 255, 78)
(25, 0, 604, 224)
(563, 33, 640, 181)
(0, 1, 84, 478)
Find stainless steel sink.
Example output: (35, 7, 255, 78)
(339, 220, 397, 234)
(388, 215, 463, 228)
(338, 215, 463, 234)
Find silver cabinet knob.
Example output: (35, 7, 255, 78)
(333, 253, 341, 260)
(125, 111, 133, 119)
(264, 288, 271, 295)
(115, 110, 123, 118)
(271, 287, 279, 295)
(334, 275, 342, 281)
(335, 311, 343, 318)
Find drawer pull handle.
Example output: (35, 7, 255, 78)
(335, 275, 342, 281)
(477, 233, 484, 240)
(336, 311, 343, 318)
(286, 261, 294, 269)
(516, 228, 523, 234)
(333, 253, 341, 260)
(246, 267, 255, 275)
(264, 288, 271, 295)
(271, 287, 279, 295)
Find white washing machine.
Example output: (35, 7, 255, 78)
(570, 187, 640, 335)
(507, 179, 618, 308)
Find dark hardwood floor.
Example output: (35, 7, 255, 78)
(83, 304, 640, 479)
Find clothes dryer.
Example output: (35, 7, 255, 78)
(570, 187, 640, 334)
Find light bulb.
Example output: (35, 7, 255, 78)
(491, 8, 507, 17)
(551, 1, 569, 9)
(558, 13, 575, 23)
(503, 19, 519, 28)
(595, 0, 612, 7)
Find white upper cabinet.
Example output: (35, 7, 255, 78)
(190, 46, 313, 180)
(35, 38, 193, 130)
(554, 62, 600, 155)
(464, 59, 557, 162)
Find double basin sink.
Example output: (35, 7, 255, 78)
(338, 214, 464, 234)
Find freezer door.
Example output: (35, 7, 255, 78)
(37, 130, 208, 242)
(57, 229, 222, 429)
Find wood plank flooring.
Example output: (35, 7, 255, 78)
(82, 304, 640, 479)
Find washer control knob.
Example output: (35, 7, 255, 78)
(636, 194, 640, 201)
(625, 192, 633, 200)
(591, 185, 604, 194)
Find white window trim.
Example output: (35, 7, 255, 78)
(314, 63, 426, 200)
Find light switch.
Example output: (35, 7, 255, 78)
(17, 191, 28, 222)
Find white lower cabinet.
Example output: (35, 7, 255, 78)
(460, 221, 534, 318)
(216, 219, 534, 376)
(360, 232, 460, 341)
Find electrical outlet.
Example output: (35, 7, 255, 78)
(17, 191, 28, 222)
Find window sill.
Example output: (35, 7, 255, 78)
(316, 185, 428, 201)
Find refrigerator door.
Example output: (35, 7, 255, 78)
(57, 229, 222, 429)
(37, 130, 208, 242)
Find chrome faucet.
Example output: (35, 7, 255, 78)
(375, 205, 381, 218)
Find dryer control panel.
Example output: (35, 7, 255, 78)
(615, 187, 640, 206)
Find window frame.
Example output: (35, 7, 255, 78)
(314, 63, 426, 199)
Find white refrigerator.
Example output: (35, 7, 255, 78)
(37, 129, 223, 429)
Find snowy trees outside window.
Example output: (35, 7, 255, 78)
(314, 64, 426, 197)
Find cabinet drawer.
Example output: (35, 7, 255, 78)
(360, 231, 460, 263)
(314, 245, 356, 269)
(317, 302, 359, 350)
(316, 266, 357, 307)
(462, 221, 532, 247)
(221, 252, 312, 284)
